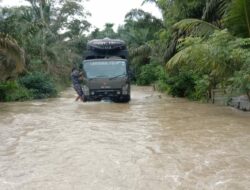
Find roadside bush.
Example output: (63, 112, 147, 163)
(153, 65, 169, 92)
(136, 64, 156, 85)
(166, 71, 195, 97)
(19, 72, 57, 99)
(154, 79, 169, 93)
(136, 64, 166, 85)
(166, 31, 250, 101)
(191, 75, 211, 101)
(0, 81, 31, 101)
(231, 60, 250, 100)
(27, 58, 44, 71)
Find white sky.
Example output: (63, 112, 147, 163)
(0, 0, 162, 31)
(85, 0, 162, 30)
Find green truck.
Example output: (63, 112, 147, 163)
(81, 38, 131, 102)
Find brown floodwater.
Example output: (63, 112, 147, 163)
(0, 86, 249, 190)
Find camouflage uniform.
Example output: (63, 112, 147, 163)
(71, 69, 84, 98)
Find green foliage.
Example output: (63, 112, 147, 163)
(1, 0, 250, 105)
(154, 79, 169, 93)
(136, 64, 156, 85)
(128, 0, 250, 102)
(225, 0, 250, 37)
(0, 81, 31, 101)
(173, 19, 220, 37)
(0, 0, 90, 102)
(0, 33, 25, 81)
(19, 72, 57, 99)
(136, 63, 166, 85)
(166, 30, 250, 99)
(231, 57, 250, 100)
(88, 24, 118, 40)
(124, 9, 163, 44)
(192, 75, 210, 101)
(166, 71, 195, 97)
(202, 0, 230, 23)
(117, 9, 163, 69)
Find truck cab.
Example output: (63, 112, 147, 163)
(82, 38, 131, 102)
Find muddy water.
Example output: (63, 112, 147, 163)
(0, 86, 250, 190)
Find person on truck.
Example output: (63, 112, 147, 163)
(71, 67, 85, 102)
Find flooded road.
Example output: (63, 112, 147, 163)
(0, 86, 250, 190)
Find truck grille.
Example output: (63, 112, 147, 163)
(91, 89, 120, 97)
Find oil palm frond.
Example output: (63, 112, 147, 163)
(130, 44, 151, 58)
(202, 0, 230, 23)
(174, 18, 220, 37)
(225, 0, 250, 37)
(0, 33, 25, 73)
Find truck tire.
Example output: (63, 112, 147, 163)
(120, 95, 130, 103)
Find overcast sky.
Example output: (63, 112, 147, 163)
(0, 0, 162, 30)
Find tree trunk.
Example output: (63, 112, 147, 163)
(39, 0, 45, 60)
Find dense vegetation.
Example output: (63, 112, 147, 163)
(0, 0, 90, 101)
(1, 0, 250, 102)
(122, 0, 250, 102)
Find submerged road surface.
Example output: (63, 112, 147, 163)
(0, 86, 250, 190)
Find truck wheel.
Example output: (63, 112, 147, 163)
(120, 95, 130, 103)
(83, 95, 88, 102)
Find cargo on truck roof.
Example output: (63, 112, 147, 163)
(84, 38, 128, 60)
(87, 38, 126, 50)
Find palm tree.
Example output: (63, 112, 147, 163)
(164, 0, 250, 61)
(225, 0, 250, 37)
(173, 0, 250, 38)
(0, 33, 25, 81)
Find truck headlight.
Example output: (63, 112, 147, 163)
(122, 84, 129, 94)
(83, 85, 90, 95)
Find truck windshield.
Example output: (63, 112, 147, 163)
(83, 60, 127, 79)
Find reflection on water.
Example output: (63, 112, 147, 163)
(0, 86, 249, 190)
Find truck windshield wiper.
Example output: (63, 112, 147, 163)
(94, 75, 107, 78)
(109, 74, 126, 80)
(87, 75, 106, 80)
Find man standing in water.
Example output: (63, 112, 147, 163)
(71, 67, 85, 102)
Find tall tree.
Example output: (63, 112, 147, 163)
(0, 33, 25, 81)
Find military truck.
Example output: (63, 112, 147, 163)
(81, 38, 131, 102)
